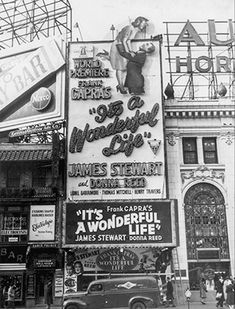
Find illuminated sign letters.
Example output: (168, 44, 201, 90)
(0, 40, 64, 114)
(173, 19, 235, 74)
(175, 19, 235, 46)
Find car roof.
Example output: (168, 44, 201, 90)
(89, 276, 158, 289)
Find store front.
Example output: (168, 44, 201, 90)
(64, 36, 178, 302)
(0, 245, 27, 307)
(25, 203, 63, 307)
(25, 247, 63, 307)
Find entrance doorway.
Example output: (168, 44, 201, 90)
(184, 183, 230, 290)
(35, 271, 53, 304)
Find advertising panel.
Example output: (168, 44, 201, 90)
(29, 205, 55, 241)
(54, 270, 64, 297)
(64, 247, 172, 274)
(67, 39, 165, 200)
(0, 37, 65, 131)
(64, 200, 177, 247)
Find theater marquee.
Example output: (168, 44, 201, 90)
(64, 200, 178, 248)
(67, 39, 165, 200)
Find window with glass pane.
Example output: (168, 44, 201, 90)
(183, 137, 198, 164)
(0, 213, 28, 243)
(203, 137, 218, 164)
(7, 166, 21, 188)
(32, 167, 47, 187)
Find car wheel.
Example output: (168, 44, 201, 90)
(66, 305, 79, 309)
(131, 301, 146, 309)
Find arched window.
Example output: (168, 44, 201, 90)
(184, 183, 229, 260)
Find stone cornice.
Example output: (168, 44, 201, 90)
(164, 98, 235, 118)
(165, 109, 234, 119)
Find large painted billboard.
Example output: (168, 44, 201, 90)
(0, 37, 65, 132)
(67, 38, 165, 200)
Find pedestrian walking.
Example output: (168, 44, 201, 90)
(2, 284, 8, 309)
(6, 283, 16, 309)
(224, 277, 233, 304)
(200, 278, 207, 304)
(45, 279, 53, 309)
(165, 277, 176, 307)
(0, 281, 4, 309)
(216, 277, 225, 308)
(225, 282, 234, 309)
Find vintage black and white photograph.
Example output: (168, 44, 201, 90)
(0, 0, 234, 308)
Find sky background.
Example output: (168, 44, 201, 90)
(68, 0, 234, 96)
(69, 0, 233, 41)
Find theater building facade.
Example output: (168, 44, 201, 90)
(63, 35, 181, 301)
(163, 19, 234, 297)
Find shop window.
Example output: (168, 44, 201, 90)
(203, 137, 218, 164)
(0, 212, 28, 243)
(0, 274, 23, 301)
(7, 166, 21, 188)
(183, 137, 198, 164)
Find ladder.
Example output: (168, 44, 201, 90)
(172, 247, 184, 304)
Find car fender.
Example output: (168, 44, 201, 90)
(129, 296, 154, 307)
(63, 299, 87, 309)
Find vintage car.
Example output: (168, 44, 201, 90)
(63, 276, 160, 309)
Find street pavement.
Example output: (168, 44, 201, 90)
(10, 300, 218, 309)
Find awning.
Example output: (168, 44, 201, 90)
(0, 263, 26, 271)
(0, 149, 52, 161)
(0, 143, 53, 161)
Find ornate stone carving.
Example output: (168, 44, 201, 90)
(181, 165, 225, 184)
(220, 131, 233, 145)
(166, 132, 177, 146)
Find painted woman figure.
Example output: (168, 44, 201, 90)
(110, 16, 149, 94)
(73, 260, 84, 291)
(117, 42, 155, 95)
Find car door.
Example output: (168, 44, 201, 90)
(104, 284, 130, 309)
(85, 283, 105, 309)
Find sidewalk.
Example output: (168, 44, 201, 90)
(176, 301, 217, 309)
(9, 301, 218, 309)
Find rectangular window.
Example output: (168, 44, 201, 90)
(32, 167, 47, 187)
(183, 137, 198, 164)
(197, 249, 220, 260)
(0, 213, 28, 243)
(203, 137, 218, 164)
(7, 167, 21, 188)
